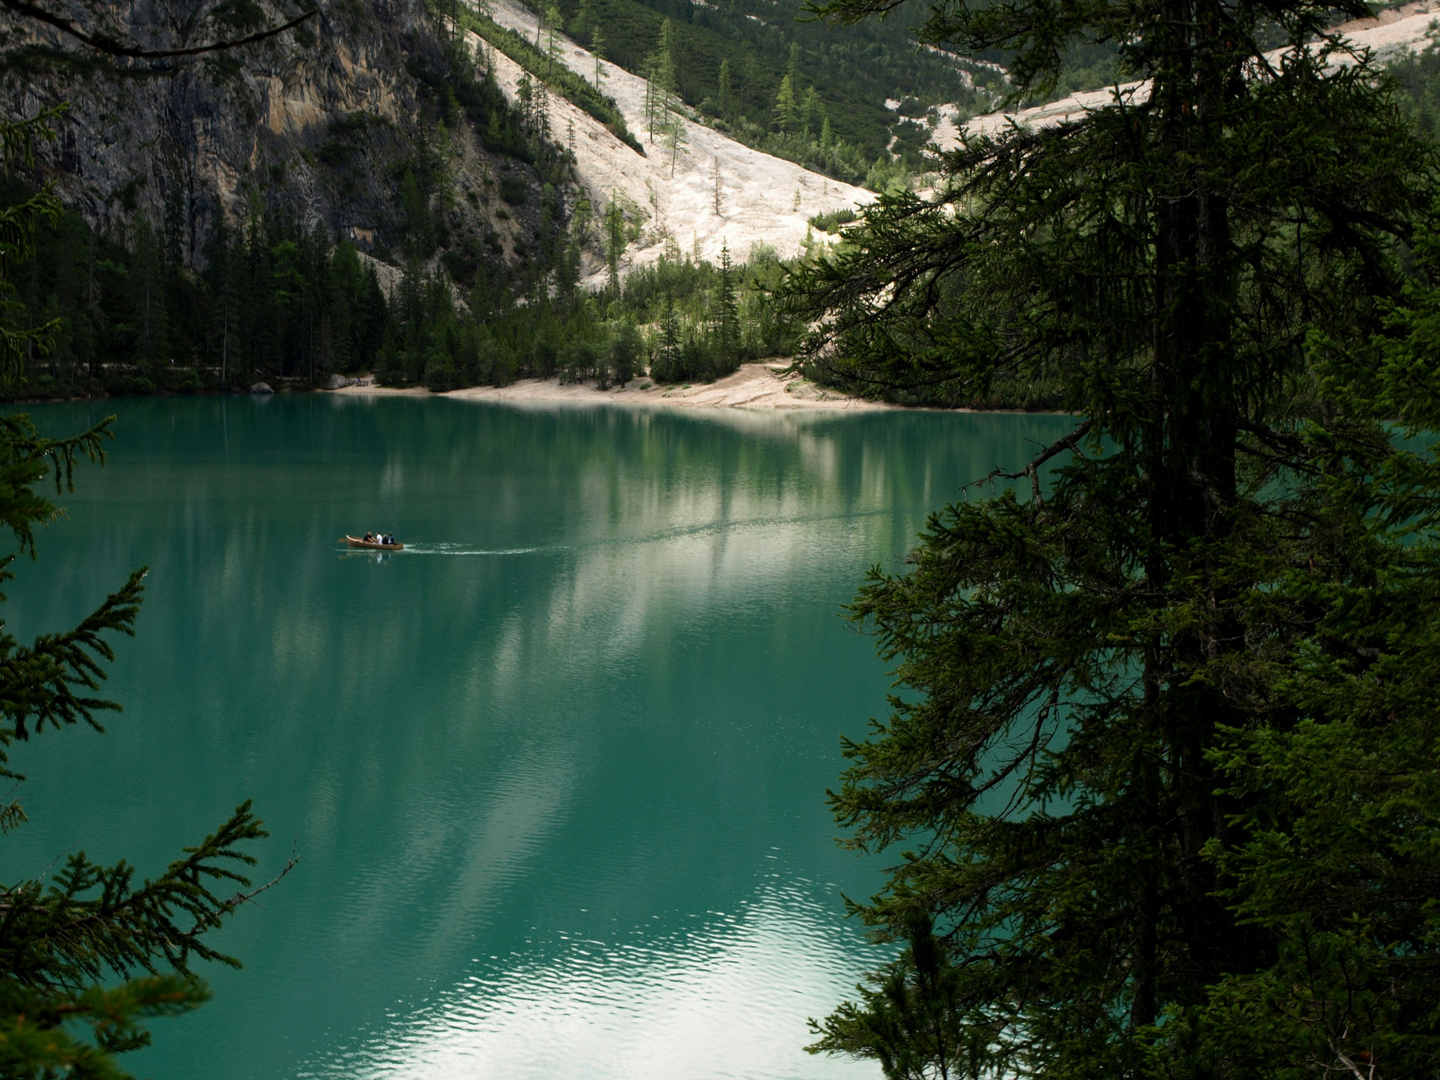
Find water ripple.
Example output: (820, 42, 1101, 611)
(299, 877, 882, 1080)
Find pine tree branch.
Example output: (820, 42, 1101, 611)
(0, 567, 146, 754)
(0, 803, 273, 988)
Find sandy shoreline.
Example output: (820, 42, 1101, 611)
(329, 363, 894, 411)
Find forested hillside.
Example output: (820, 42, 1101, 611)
(0, 0, 577, 264)
(0, 0, 600, 382)
(526, 0, 1005, 183)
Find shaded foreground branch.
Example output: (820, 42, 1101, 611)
(0, 0, 316, 58)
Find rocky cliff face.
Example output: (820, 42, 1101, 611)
(0, 0, 543, 272)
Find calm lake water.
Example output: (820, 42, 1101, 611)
(5, 395, 1072, 1080)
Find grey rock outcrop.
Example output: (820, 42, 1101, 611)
(249, 381, 273, 394)
(0, 0, 542, 274)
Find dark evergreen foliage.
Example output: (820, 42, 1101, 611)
(0, 164, 801, 395)
(783, 0, 1440, 1076)
(0, 180, 390, 396)
(1389, 41, 1440, 142)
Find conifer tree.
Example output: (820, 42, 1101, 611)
(717, 58, 734, 122)
(773, 75, 797, 137)
(713, 241, 740, 362)
(801, 87, 823, 143)
(603, 195, 626, 293)
(544, 2, 563, 78)
(0, 110, 283, 1080)
(646, 20, 677, 144)
(785, 0, 1440, 1074)
(203, 216, 238, 386)
(129, 213, 168, 369)
(590, 26, 606, 88)
(238, 198, 276, 381)
(712, 157, 724, 216)
(656, 293, 681, 379)
(666, 114, 688, 178)
(609, 317, 641, 386)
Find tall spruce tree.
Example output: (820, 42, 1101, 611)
(713, 241, 740, 361)
(717, 58, 735, 122)
(666, 114, 688, 178)
(646, 20, 677, 144)
(785, 0, 1440, 1075)
(604, 194, 626, 291)
(773, 75, 798, 138)
(591, 26, 606, 88)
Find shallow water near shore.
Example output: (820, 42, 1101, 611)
(4, 395, 1073, 1080)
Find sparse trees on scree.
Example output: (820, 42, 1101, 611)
(590, 25, 606, 88)
(712, 157, 724, 216)
(785, 0, 1440, 1072)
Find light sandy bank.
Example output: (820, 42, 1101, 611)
(329, 363, 892, 410)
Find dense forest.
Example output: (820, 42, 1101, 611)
(0, 167, 799, 399)
(0, 6, 809, 403)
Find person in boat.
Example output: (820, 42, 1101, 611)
(363, 532, 374, 543)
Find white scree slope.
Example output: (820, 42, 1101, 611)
(472, 0, 872, 280)
(935, 2, 1440, 145)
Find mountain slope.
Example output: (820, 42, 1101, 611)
(939, 2, 1440, 144)
(536, 0, 1002, 175)
(0, 0, 561, 275)
(479, 0, 872, 279)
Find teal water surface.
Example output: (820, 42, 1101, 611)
(5, 395, 1073, 1079)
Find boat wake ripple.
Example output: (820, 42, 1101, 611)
(395, 544, 549, 557)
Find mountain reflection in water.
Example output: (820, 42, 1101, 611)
(5, 396, 1074, 1080)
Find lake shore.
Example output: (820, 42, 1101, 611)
(330, 363, 895, 411)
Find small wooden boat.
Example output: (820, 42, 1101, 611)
(341, 535, 404, 551)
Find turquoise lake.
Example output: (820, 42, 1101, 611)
(4, 395, 1073, 1079)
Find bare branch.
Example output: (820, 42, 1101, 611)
(0, 0, 317, 59)
(966, 419, 1093, 505)
(202, 842, 299, 931)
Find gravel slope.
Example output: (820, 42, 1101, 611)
(473, 0, 872, 280)
(937, 3, 1440, 145)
